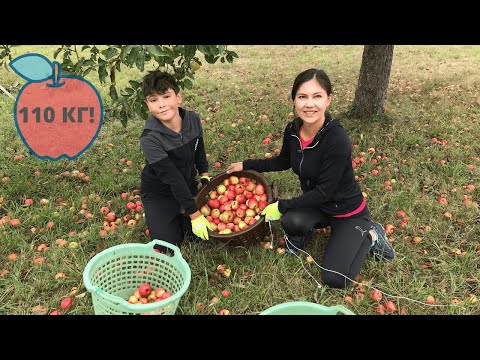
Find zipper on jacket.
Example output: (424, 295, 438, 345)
(292, 134, 305, 177)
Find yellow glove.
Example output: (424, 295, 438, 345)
(261, 201, 282, 222)
(200, 175, 211, 186)
(191, 215, 213, 240)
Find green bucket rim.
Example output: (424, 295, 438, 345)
(260, 301, 355, 315)
(82, 239, 191, 314)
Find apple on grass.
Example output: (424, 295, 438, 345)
(60, 297, 74, 311)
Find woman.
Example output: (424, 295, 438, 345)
(227, 68, 395, 289)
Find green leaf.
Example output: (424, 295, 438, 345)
(204, 54, 216, 64)
(119, 110, 128, 127)
(146, 45, 171, 57)
(126, 46, 141, 66)
(120, 45, 134, 62)
(98, 63, 107, 83)
(135, 49, 146, 71)
(122, 87, 135, 96)
(102, 47, 118, 60)
(53, 47, 62, 59)
(109, 85, 118, 101)
(128, 80, 141, 88)
(183, 78, 193, 89)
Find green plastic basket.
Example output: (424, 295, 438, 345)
(83, 240, 191, 315)
(260, 301, 355, 315)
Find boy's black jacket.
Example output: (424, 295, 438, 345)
(140, 108, 208, 215)
(243, 113, 363, 216)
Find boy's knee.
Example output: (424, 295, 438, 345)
(321, 271, 351, 289)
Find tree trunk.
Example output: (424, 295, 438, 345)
(349, 45, 394, 119)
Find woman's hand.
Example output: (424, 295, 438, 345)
(226, 162, 243, 174)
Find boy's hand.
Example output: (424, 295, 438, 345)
(226, 162, 243, 174)
(261, 201, 282, 222)
(191, 215, 213, 240)
(200, 175, 211, 186)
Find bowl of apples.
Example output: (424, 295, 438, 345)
(195, 170, 277, 246)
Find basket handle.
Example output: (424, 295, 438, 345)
(92, 286, 126, 305)
(148, 239, 184, 260)
(328, 305, 355, 315)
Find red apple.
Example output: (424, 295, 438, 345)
(254, 184, 265, 195)
(154, 287, 166, 298)
(234, 184, 245, 194)
(218, 195, 228, 205)
(211, 209, 220, 219)
(221, 289, 231, 298)
(138, 283, 152, 298)
(385, 224, 395, 235)
(245, 181, 255, 192)
(370, 289, 382, 302)
(200, 205, 211, 216)
(208, 199, 220, 209)
(230, 201, 239, 210)
(246, 198, 258, 209)
(384, 300, 397, 313)
(159, 291, 172, 300)
(235, 194, 246, 204)
(60, 297, 74, 311)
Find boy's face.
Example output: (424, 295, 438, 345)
(146, 89, 182, 122)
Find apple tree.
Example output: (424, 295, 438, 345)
(349, 45, 394, 119)
(0, 45, 238, 126)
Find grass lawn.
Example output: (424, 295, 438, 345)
(0, 45, 478, 315)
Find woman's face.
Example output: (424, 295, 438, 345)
(294, 78, 332, 125)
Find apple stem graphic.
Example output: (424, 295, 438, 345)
(47, 61, 65, 88)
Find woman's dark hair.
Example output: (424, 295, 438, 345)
(291, 68, 332, 100)
(142, 70, 180, 97)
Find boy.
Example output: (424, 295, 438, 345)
(140, 70, 212, 250)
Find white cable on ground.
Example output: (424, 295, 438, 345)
(268, 226, 467, 312)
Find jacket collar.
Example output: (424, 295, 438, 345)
(291, 111, 335, 138)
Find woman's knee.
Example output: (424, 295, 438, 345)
(321, 270, 352, 289)
(281, 211, 310, 234)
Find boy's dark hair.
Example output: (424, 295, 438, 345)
(142, 70, 180, 97)
(291, 68, 332, 100)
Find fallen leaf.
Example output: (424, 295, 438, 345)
(75, 292, 87, 299)
(32, 305, 48, 315)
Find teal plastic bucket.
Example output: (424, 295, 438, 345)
(260, 301, 354, 315)
(83, 240, 191, 315)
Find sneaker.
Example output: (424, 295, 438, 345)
(370, 222, 396, 260)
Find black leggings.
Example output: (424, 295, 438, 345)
(141, 192, 194, 248)
(281, 206, 373, 289)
